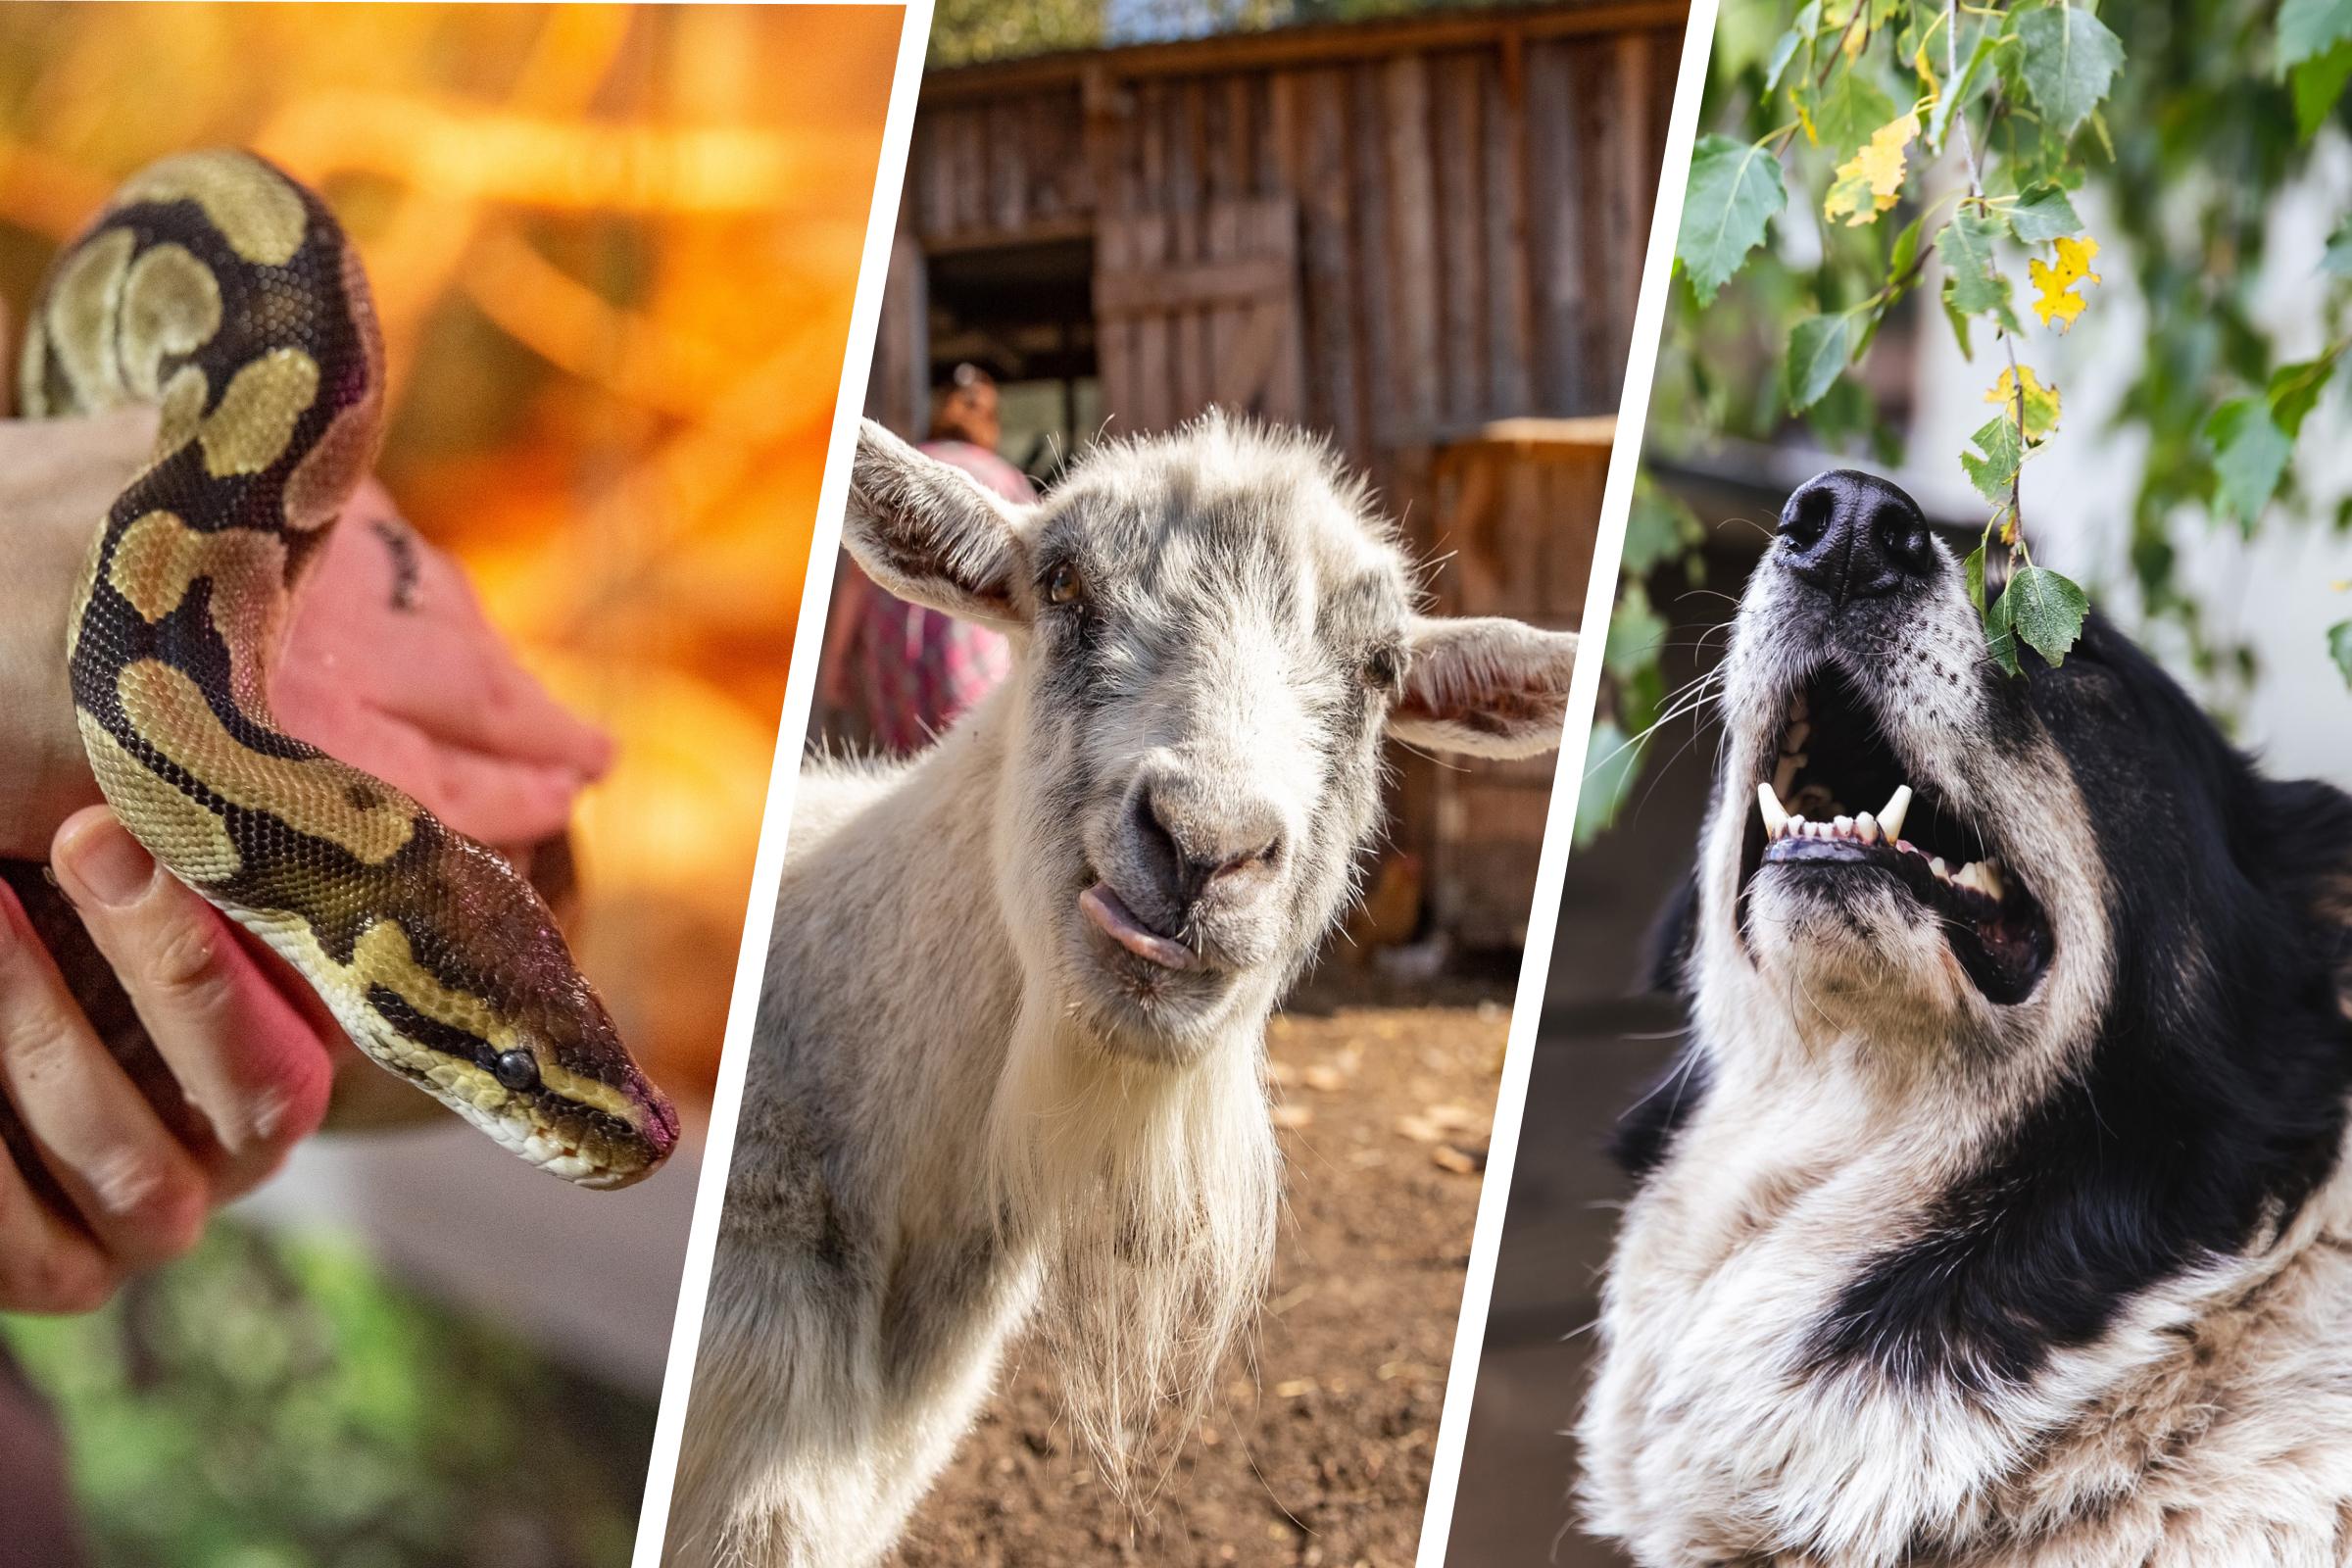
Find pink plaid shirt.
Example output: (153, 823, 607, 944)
(851, 440, 1032, 754)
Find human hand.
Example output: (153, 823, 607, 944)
(0, 413, 612, 858)
(0, 808, 345, 1311)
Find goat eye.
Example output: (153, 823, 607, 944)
(1045, 562, 1085, 606)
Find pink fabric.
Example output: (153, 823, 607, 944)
(851, 440, 1033, 755)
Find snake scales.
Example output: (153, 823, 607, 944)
(10, 149, 676, 1188)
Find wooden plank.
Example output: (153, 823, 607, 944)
(986, 101, 1027, 233)
(916, 116, 955, 240)
(1298, 67, 1359, 454)
(1486, 41, 1536, 414)
(950, 106, 987, 235)
(915, 3, 1693, 103)
(1615, 31, 1655, 334)
(1095, 210, 1138, 432)
(1348, 63, 1396, 455)
(863, 228, 927, 433)
(1253, 197, 1307, 423)
(1382, 53, 1441, 437)
(1532, 40, 1588, 410)
(1436, 51, 1487, 423)
(1168, 79, 1209, 417)
(1093, 253, 1296, 317)
(1133, 82, 1172, 433)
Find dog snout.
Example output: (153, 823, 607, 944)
(1778, 470, 1937, 607)
(1126, 778, 1285, 916)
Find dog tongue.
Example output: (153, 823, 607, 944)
(1080, 883, 1196, 970)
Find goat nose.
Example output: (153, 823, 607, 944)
(1130, 785, 1283, 912)
(1778, 470, 1936, 607)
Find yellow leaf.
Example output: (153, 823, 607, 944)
(1915, 41, 1939, 96)
(1823, 111, 1920, 228)
(2029, 235, 2103, 331)
(1984, 366, 2062, 441)
(1797, 100, 1819, 147)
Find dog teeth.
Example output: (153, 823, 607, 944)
(1954, 859, 2006, 902)
(1856, 811, 1881, 844)
(1930, 857, 1950, 881)
(1877, 785, 1912, 844)
(1756, 781, 1788, 837)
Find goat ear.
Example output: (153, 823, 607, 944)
(844, 418, 1030, 627)
(1387, 615, 1579, 760)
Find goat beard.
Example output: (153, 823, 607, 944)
(986, 1027, 1281, 1496)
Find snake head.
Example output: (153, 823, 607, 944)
(340, 835, 682, 1190)
(491, 966, 682, 1191)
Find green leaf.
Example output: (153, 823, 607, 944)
(1621, 476, 1706, 577)
(1964, 543, 1988, 613)
(1963, 413, 2025, 504)
(1812, 70, 1897, 156)
(2206, 397, 2295, 529)
(1936, 211, 2023, 332)
(1889, 211, 1928, 280)
(2000, 564, 2090, 666)
(2292, 41, 2352, 135)
(2280, 0, 2352, 68)
(2330, 619, 2352, 687)
(1677, 135, 1788, 307)
(1983, 581, 2024, 675)
(1944, 293, 1977, 358)
(1602, 581, 1668, 680)
(1785, 312, 1856, 413)
(2007, 183, 2083, 243)
(2267, 351, 2340, 437)
(1927, 31, 2003, 150)
(1768, 0, 1823, 88)
(2016, 4, 2126, 138)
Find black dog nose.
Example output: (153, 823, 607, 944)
(1778, 470, 1936, 607)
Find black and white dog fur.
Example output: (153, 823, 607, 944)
(1582, 471, 2352, 1566)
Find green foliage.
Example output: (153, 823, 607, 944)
(1678, 135, 1790, 306)
(1, 1224, 649, 1568)
(1601, 0, 2352, 838)
(2013, 5, 2125, 136)
(2332, 617, 2352, 683)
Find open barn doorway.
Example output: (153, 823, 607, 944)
(924, 237, 1101, 490)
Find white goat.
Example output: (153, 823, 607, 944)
(665, 415, 1578, 1567)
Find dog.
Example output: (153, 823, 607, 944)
(1579, 470, 2352, 1566)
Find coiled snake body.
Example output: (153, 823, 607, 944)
(14, 150, 676, 1188)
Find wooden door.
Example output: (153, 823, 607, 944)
(1094, 195, 1304, 436)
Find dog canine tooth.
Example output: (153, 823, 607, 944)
(1756, 781, 1789, 838)
(1877, 784, 1912, 844)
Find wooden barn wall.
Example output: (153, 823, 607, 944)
(877, 22, 1682, 466)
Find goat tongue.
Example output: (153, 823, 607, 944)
(1080, 883, 1196, 970)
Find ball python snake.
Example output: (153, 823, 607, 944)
(11, 149, 677, 1188)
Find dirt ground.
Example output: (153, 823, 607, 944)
(893, 984, 1509, 1568)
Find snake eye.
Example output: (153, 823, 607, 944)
(1045, 561, 1084, 606)
(494, 1050, 541, 1093)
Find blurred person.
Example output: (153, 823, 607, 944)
(0, 397, 612, 1565)
(818, 364, 1032, 753)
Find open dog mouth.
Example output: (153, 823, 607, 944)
(1738, 666, 2053, 1004)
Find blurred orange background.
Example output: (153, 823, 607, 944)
(0, 3, 906, 1110)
